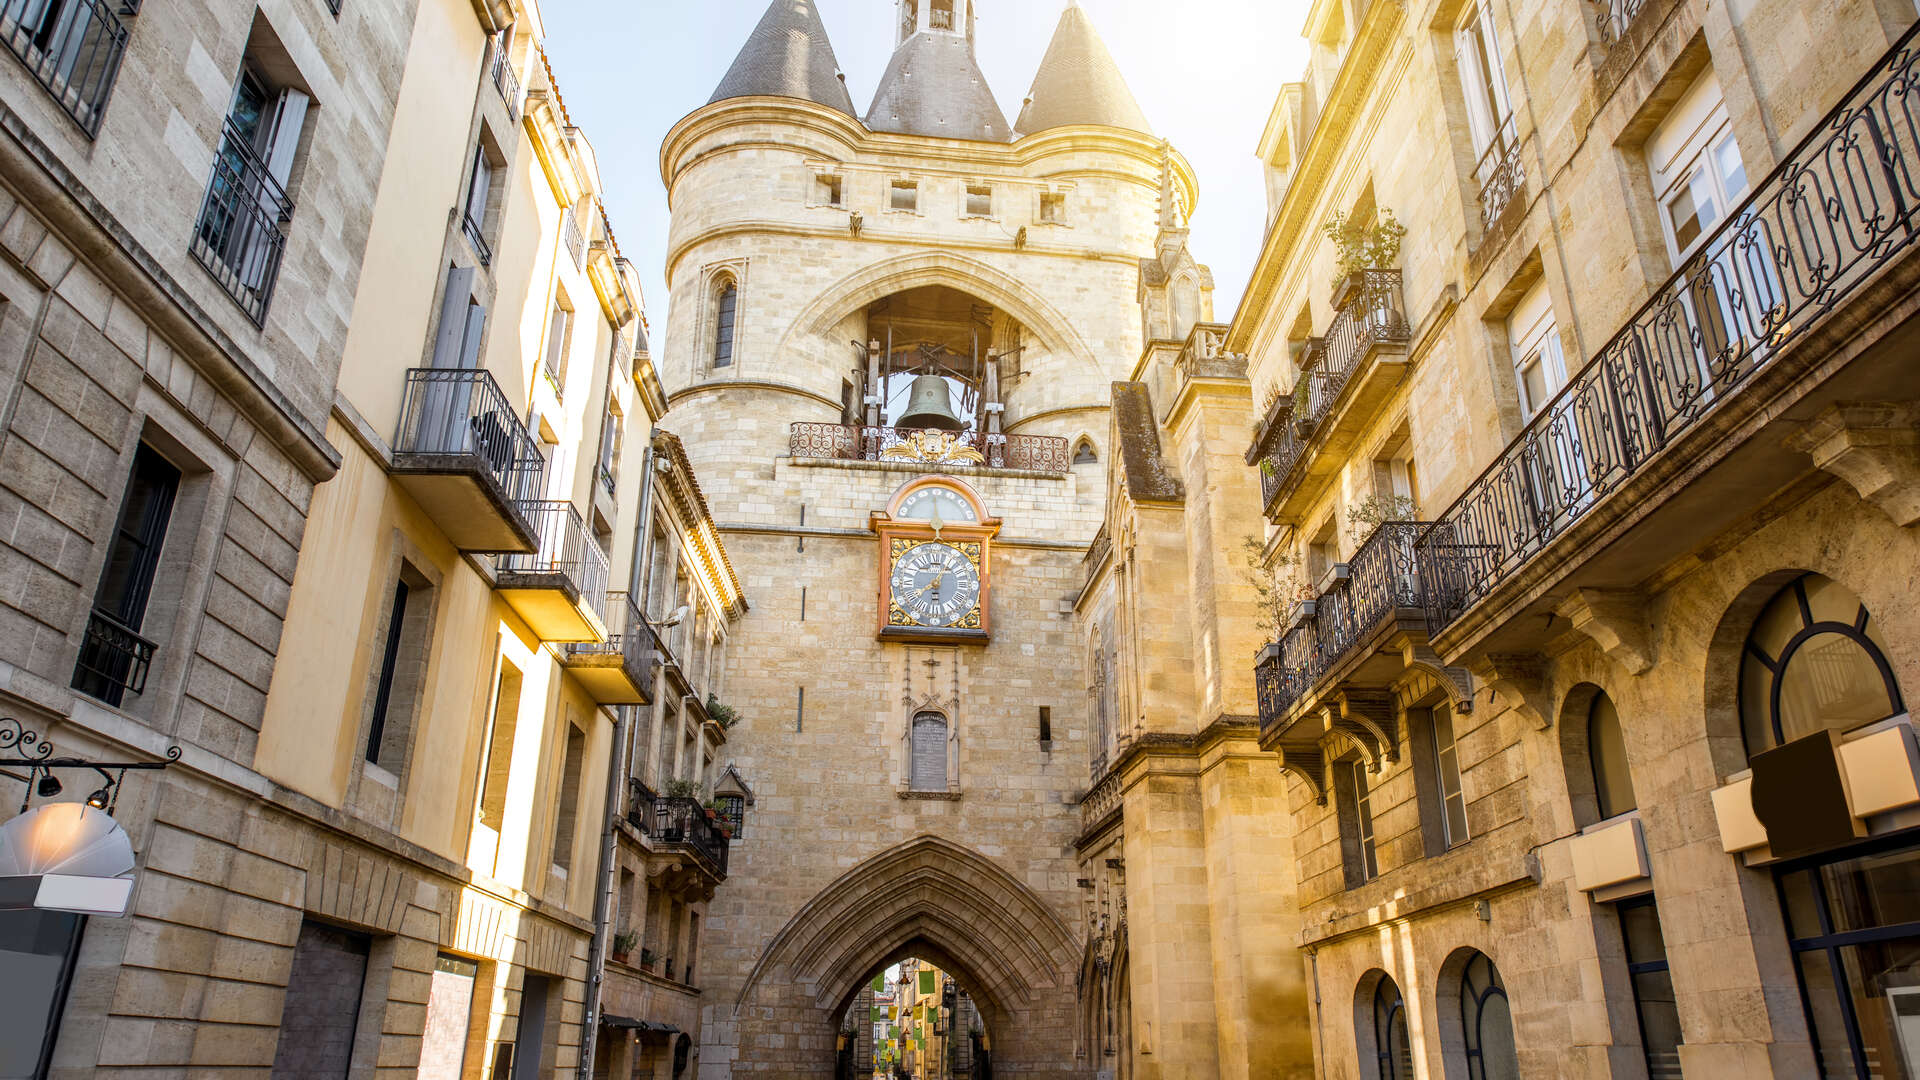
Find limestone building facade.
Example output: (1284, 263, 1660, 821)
(1227, 0, 1920, 1076)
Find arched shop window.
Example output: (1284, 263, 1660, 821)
(1370, 973, 1413, 1079)
(1740, 573, 1902, 755)
(1589, 691, 1638, 820)
(1459, 951, 1519, 1080)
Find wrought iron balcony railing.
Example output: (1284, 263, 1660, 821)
(635, 793, 729, 876)
(1250, 271, 1411, 510)
(191, 119, 292, 326)
(563, 589, 649, 673)
(462, 211, 491, 267)
(72, 608, 156, 707)
(0, 0, 129, 136)
(489, 34, 521, 120)
(789, 423, 1071, 474)
(1476, 122, 1526, 229)
(1256, 521, 1430, 726)
(1596, 0, 1649, 44)
(499, 499, 610, 611)
(393, 367, 547, 502)
(562, 206, 586, 271)
(1419, 23, 1920, 639)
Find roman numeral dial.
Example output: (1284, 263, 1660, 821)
(889, 541, 982, 628)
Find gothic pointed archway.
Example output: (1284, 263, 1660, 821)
(733, 835, 1087, 1075)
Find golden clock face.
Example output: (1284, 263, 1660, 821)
(889, 540, 982, 629)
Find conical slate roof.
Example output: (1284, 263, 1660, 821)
(709, 0, 858, 116)
(1014, 4, 1151, 136)
(866, 33, 1010, 142)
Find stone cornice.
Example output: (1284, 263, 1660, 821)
(657, 431, 747, 617)
(1225, 0, 1409, 355)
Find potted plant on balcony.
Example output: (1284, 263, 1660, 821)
(611, 928, 639, 965)
(1324, 209, 1407, 308)
(1345, 493, 1419, 546)
(705, 694, 740, 730)
(1240, 536, 1307, 639)
(663, 778, 700, 801)
(640, 947, 657, 972)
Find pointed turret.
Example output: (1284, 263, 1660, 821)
(866, 0, 1009, 142)
(1015, 3, 1152, 137)
(709, 0, 858, 116)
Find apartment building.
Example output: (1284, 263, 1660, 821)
(1231, 0, 1920, 1076)
(0, 0, 417, 1075)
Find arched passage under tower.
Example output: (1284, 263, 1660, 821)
(728, 836, 1085, 1077)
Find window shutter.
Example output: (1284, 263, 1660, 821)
(431, 267, 478, 368)
(910, 713, 947, 791)
(1455, 30, 1491, 154)
(262, 88, 310, 189)
(459, 301, 488, 369)
(466, 152, 491, 223)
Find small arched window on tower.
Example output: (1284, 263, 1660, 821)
(712, 279, 738, 369)
(1073, 439, 1098, 465)
(910, 711, 948, 792)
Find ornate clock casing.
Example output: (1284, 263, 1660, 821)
(872, 477, 998, 644)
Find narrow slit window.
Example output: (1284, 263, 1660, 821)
(713, 281, 737, 368)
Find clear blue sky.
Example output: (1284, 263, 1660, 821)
(541, 0, 1311, 337)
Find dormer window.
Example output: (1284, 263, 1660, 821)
(815, 173, 843, 207)
(890, 180, 919, 213)
(965, 184, 992, 217)
(930, 0, 954, 31)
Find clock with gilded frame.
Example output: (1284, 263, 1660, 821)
(872, 477, 999, 644)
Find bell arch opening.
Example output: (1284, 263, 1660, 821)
(834, 951, 996, 1079)
(860, 285, 1026, 433)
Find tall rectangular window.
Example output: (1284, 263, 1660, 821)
(1618, 897, 1682, 1079)
(462, 147, 494, 265)
(74, 444, 181, 706)
(712, 282, 737, 368)
(1456, 5, 1513, 159)
(1430, 704, 1469, 847)
(1335, 757, 1378, 885)
(193, 58, 307, 324)
(366, 580, 410, 764)
(551, 721, 586, 877)
(270, 921, 370, 1078)
(1506, 279, 1566, 417)
(512, 975, 550, 1080)
(543, 294, 572, 391)
(0, 909, 84, 1079)
(478, 660, 524, 832)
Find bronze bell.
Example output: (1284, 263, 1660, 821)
(896, 374, 964, 430)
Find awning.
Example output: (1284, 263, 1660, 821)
(601, 1015, 680, 1035)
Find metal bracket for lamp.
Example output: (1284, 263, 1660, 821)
(0, 717, 181, 916)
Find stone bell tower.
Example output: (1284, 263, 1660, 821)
(655, 2, 1200, 1075)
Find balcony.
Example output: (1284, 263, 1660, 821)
(1418, 26, 1920, 657)
(497, 500, 608, 642)
(1251, 269, 1412, 523)
(788, 423, 1070, 475)
(390, 368, 544, 553)
(190, 120, 291, 326)
(0, 0, 129, 136)
(1256, 522, 1436, 798)
(489, 34, 521, 120)
(1475, 121, 1526, 236)
(626, 780, 729, 879)
(71, 608, 155, 708)
(561, 591, 652, 705)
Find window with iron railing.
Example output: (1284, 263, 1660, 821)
(489, 30, 520, 119)
(461, 147, 494, 266)
(0, 0, 131, 136)
(562, 205, 586, 271)
(74, 444, 178, 706)
(193, 64, 305, 325)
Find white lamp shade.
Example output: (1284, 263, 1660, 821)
(0, 802, 136, 878)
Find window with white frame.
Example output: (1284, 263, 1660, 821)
(1455, 5, 1514, 162)
(1506, 279, 1566, 416)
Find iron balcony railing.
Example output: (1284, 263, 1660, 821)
(462, 210, 492, 267)
(1476, 121, 1526, 229)
(1597, 0, 1649, 44)
(1251, 271, 1411, 505)
(1419, 22, 1920, 638)
(563, 590, 649, 675)
(1256, 521, 1430, 726)
(393, 368, 546, 504)
(500, 500, 610, 612)
(489, 34, 520, 119)
(788, 423, 1071, 474)
(191, 119, 292, 326)
(0, 0, 129, 136)
(625, 782, 730, 877)
(72, 608, 155, 707)
(562, 206, 586, 271)
(598, 459, 617, 496)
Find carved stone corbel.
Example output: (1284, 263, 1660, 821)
(1556, 588, 1656, 674)
(1317, 725, 1382, 775)
(1788, 403, 1920, 528)
(1398, 641, 1474, 713)
(1327, 689, 1399, 763)
(1469, 653, 1552, 730)
(1275, 746, 1328, 805)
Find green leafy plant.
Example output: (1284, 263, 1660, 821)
(612, 929, 640, 957)
(705, 694, 740, 730)
(663, 778, 701, 800)
(640, 947, 657, 967)
(1240, 535, 1311, 638)
(1323, 209, 1408, 278)
(1345, 493, 1419, 543)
